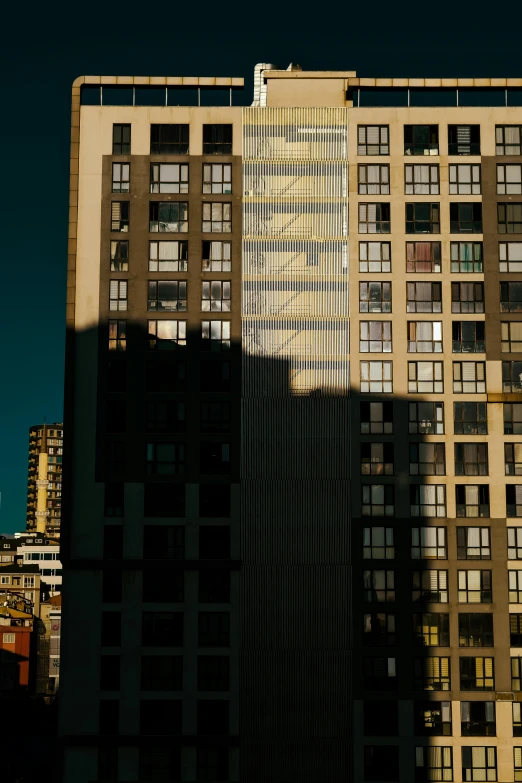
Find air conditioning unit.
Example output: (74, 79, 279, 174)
(496, 691, 515, 701)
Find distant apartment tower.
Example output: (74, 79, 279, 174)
(60, 63, 522, 783)
(26, 423, 63, 536)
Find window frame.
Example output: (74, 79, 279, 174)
(358, 203, 391, 234)
(357, 125, 389, 156)
(449, 164, 481, 195)
(406, 202, 441, 234)
(405, 163, 440, 195)
(358, 164, 390, 195)
(451, 241, 483, 273)
(359, 241, 391, 273)
(150, 163, 189, 194)
(406, 241, 441, 273)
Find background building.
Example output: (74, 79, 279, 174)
(60, 64, 522, 783)
(26, 422, 63, 537)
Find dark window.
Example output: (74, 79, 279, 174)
(409, 402, 444, 434)
(102, 571, 122, 603)
(361, 484, 394, 516)
(142, 571, 184, 602)
(201, 320, 231, 351)
(363, 657, 397, 690)
(362, 527, 395, 560)
(147, 281, 187, 312)
(146, 443, 184, 476)
(500, 282, 522, 312)
(406, 203, 440, 233)
(198, 656, 229, 691)
(113, 124, 130, 155)
(458, 570, 492, 603)
(452, 321, 485, 353)
(503, 361, 522, 392)
(148, 321, 187, 351)
(196, 746, 229, 781)
(142, 611, 183, 646)
(141, 655, 182, 690)
(414, 657, 450, 691)
(450, 202, 483, 233)
(363, 700, 398, 736)
(456, 486, 489, 518)
(198, 612, 230, 647)
(357, 125, 389, 155)
(203, 124, 232, 154)
(358, 203, 391, 233)
(509, 487, 522, 518)
(412, 570, 448, 602)
(451, 241, 483, 273)
(106, 400, 125, 433)
(460, 657, 495, 690)
(111, 201, 129, 232)
(103, 526, 123, 559)
(150, 124, 189, 154)
(146, 361, 186, 393)
(138, 748, 181, 782)
(451, 282, 484, 313)
(146, 401, 185, 433)
(100, 656, 121, 690)
(457, 527, 490, 559)
(364, 745, 399, 782)
(448, 124, 481, 155)
(363, 569, 395, 601)
(455, 444, 488, 476)
(361, 443, 394, 476)
(143, 526, 184, 559)
(498, 203, 522, 233)
(110, 240, 128, 271)
(198, 570, 230, 603)
(101, 611, 121, 647)
(140, 699, 182, 735)
(99, 700, 119, 735)
(104, 483, 123, 517)
(359, 281, 392, 313)
(199, 526, 230, 559)
(406, 241, 441, 272)
(415, 701, 451, 735)
(199, 484, 230, 517)
(200, 361, 231, 392)
(459, 613, 494, 647)
(98, 748, 118, 782)
(360, 401, 393, 434)
(201, 402, 230, 433)
(461, 701, 495, 736)
(108, 320, 126, 352)
(409, 443, 445, 475)
(406, 282, 442, 313)
(404, 124, 439, 155)
(413, 613, 449, 646)
(363, 612, 396, 646)
(512, 615, 522, 647)
(149, 202, 188, 233)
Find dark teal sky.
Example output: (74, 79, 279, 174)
(0, 4, 521, 532)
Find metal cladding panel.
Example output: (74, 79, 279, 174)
(240, 107, 351, 781)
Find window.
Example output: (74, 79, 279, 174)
(200, 402, 230, 433)
(415, 747, 453, 781)
(113, 124, 130, 155)
(361, 485, 394, 516)
(111, 201, 129, 232)
(452, 322, 485, 353)
(146, 443, 184, 476)
(358, 164, 390, 194)
(404, 125, 439, 155)
(407, 321, 442, 352)
(412, 570, 448, 603)
(364, 657, 397, 691)
(451, 282, 484, 313)
(203, 124, 232, 154)
(409, 402, 444, 435)
(456, 486, 490, 517)
(501, 282, 522, 312)
(457, 527, 491, 559)
(462, 747, 497, 782)
(509, 528, 522, 558)
(498, 203, 522, 233)
(110, 240, 128, 272)
(506, 444, 522, 476)
(405, 164, 440, 194)
(100, 655, 121, 691)
(202, 240, 231, 272)
(203, 163, 232, 194)
(461, 702, 495, 737)
(150, 163, 188, 195)
(147, 281, 187, 312)
(149, 240, 187, 273)
(458, 570, 492, 604)
(497, 164, 522, 195)
(200, 361, 230, 393)
(406, 241, 441, 273)
(196, 746, 229, 782)
(198, 655, 230, 691)
(2, 633, 15, 644)
(202, 281, 231, 313)
(142, 611, 183, 647)
(411, 527, 447, 559)
(361, 443, 394, 476)
(450, 203, 483, 233)
(515, 747, 522, 781)
(503, 362, 522, 392)
(409, 441, 446, 478)
(408, 361, 444, 393)
(202, 203, 231, 233)
(514, 657, 522, 690)
(413, 612, 449, 646)
(200, 443, 230, 475)
(199, 570, 230, 603)
(140, 655, 183, 691)
(461, 658, 495, 691)
(104, 483, 123, 518)
(407, 282, 442, 313)
(451, 241, 483, 273)
(357, 125, 389, 155)
(360, 321, 392, 352)
(510, 571, 522, 603)
(449, 164, 481, 194)
(101, 611, 121, 647)
(500, 242, 522, 272)
(496, 125, 522, 155)
(138, 748, 181, 781)
(150, 124, 189, 154)
(109, 280, 127, 311)
(201, 320, 230, 351)
(363, 569, 395, 601)
(140, 700, 182, 735)
(112, 163, 130, 193)
(406, 203, 440, 233)
(147, 320, 187, 350)
(199, 484, 230, 517)
(198, 612, 230, 647)
(359, 241, 391, 272)
(359, 282, 392, 313)
(448, 124, 480, 155)
(508, 486, 522, 518)
(364, 746, 399, 782)
(459, 613, 494, 647)
(143, 526, 184, 559)
(149, 202, 188, 233)
(363, 700, 398, 736)
(358, 203, 390, 233)
(108, 320, 126, 351)
(363, 613, 396, 646)
(144, 483, 185, 517)
(146, 401, 185, 434)
(360, 361, 393, 393)
(363, 527, 394, 559)
(513, 617, 522, 647)
(410, 485, 446, 517)
(414, 656, 450, 691)
(453, 362, 486, 393)
(455, 444, 488, 476)
(99, 700, 119, 736)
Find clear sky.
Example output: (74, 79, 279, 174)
(0, 3, 521, 532)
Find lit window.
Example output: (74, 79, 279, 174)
(458, 570, 492, 603)
(407, 321, 442, 352)
(147, 320, 186, 350)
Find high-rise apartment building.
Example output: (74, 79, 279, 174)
(60, 64, 522, 782)
(26, 422, 63, 536)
